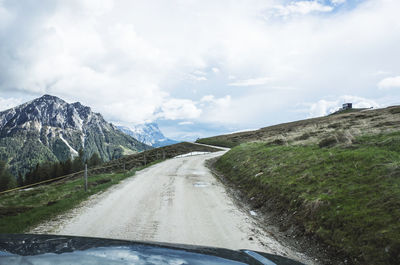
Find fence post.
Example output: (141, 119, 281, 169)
(144, 154, 147, 166)
(163, 151, 166, 160)
(84, 164, 88, 192)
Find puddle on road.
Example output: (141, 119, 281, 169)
(250, 210, 257, 216)
(192, 171, 206, 176)
(193, 182, 209, 188)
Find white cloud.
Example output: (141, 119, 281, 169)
(0, 2, 13, 30)
(273, 1, 333, 17)
(200, 95, 216, 102)
(200, 95, 231, 108)
(198, 94, 237, 124)
(186, 70, 208, 82)
(331, 0, 347, 5)
(212, 67, 220, 74)
(178, 121, 194, 125)
(0, 97, 24, 112)
(373, 70, 392, 76)
(193, 76, 208, 81)
(158, 99, 202, 120)
(378, 76, 400, 90)
(228, 77, 272, 87)
(309, 99, 341, 117)
(308, 96, 380, 117)
(0, 0, 399, 136)
(193, 70, 207, 76)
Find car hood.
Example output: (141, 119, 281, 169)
(0, 234, 304, 265)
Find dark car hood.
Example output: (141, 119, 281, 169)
(0, 234, 304, 265)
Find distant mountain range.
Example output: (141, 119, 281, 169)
(117, 123, 179, 148)
(0, 95, 151, 176)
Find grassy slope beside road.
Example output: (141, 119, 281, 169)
(214, 132, 400, 265)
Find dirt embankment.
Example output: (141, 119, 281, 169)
(206, 158, 342, 265)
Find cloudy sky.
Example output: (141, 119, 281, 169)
(0, 0, 399, 140)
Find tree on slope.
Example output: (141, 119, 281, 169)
(88, 153, 103, 167)
(72, 149, 85, 172)
(0, 160, 16, 191)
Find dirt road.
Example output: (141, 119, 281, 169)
(32, 149, 315, 264)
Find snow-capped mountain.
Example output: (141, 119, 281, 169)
(0, 94, 151, 175)
(117, 123, 178, 148)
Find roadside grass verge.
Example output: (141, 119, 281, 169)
(215, 132, 400, 265)
(0, 161, 161, 233)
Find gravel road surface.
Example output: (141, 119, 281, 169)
(32, 149, 315, 264)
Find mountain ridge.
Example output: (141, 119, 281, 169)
(0, 94, 151, 176)
(117, 123, 179, 148)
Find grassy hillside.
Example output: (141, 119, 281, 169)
(214, 132, 400, 264)
(197, 106, 400, 148)
(198, 106, 400, 264)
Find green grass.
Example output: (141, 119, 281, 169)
(215, 132, 400, 265)
(0, 161, 161, 233)
(196, 138, 239, 148)
(329, 108, 365, 116)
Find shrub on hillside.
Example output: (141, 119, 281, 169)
(269, 138, 286, 145)
(295, 132, 311, 141)
(389, 107, 400, 114)
(318, 136, 337, 148)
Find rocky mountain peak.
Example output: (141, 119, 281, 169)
(0, 94, 151, 176)
(36, 94, 64, 102)
(117, 123, 178, 147)
(0, 95, 101, 133)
